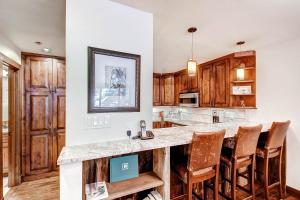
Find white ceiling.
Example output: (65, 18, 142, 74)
(0, 0, 66, 57)
(113, 0, 300, 73)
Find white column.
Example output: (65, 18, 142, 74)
(60, 162, 83, 200)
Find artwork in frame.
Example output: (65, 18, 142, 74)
(88, 47, 141, 113)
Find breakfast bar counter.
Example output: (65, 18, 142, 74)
(58, 121, 271, 165)
(59, 121, 280, 200)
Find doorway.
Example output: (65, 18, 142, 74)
(0, 53, 23, 198)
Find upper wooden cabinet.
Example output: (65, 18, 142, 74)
(176, 69, 199, 93)
(153, 51, 256, 108)
(153, 73, 161, 106)
(200, 64, 213, 107)
(161, 74, 175, 106)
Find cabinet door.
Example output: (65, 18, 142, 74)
(189, 73, 199, 92)
(161, 75, 174, 105)
(174, 74, 181, 105)
(52, 92, 65, 170)
(213, 60, 229, 107)
(25, 56, 53, 92)
(153, 74, 161, 106)
(25, 91, 53, 176)
(180, 72, 189, 92)
(200, 64, 213, 107)
(52, 59, 66, 90)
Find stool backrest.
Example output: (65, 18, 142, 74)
(188, 130, 225, 172)
(234, 124, 263, 158)
(265, 121, 290, 150)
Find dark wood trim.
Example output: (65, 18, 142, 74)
(287, 186, 300, 198)
(0, 52, 21, 70)
(21, 52, 65, 60)
(87, 47, 141, 113)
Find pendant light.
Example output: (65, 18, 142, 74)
(187, 27, 197, 76)
(236, 41, 246, 81)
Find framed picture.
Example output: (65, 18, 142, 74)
(88, 47, 141, 113)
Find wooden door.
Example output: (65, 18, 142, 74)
(213, 60, 229, 107)
(52, 59, 66, 170)
(25, 91, 53, 176)
(161, 75, 174, 105)
(25, 57, 53, 92)
(200, 64, 213, 107)
(153, 74, 161, 106)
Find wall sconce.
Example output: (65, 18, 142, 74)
(236, 68, 245, 81)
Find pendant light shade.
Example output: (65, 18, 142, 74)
(187, 59, 197, 76)
(187, 27, 197, 76)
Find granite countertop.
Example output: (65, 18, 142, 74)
(57, 121, 271, 165)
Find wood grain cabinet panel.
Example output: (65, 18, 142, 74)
(213, 60, 229, 107)
(23, 55, 66, 180)
(200, 64, 213, 107)
(161, 75, 175, 106)
(180, 73, 189, 92)
(25, 57, 52, 91)
(153, 74, 161, 106)
(25, 91, 53, 176)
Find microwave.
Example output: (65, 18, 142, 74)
(179, 93, 199, 108)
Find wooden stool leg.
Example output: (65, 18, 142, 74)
(250, 157, 256, 200)
(214, 165, 219, 200)
(279, 148, 284, 199)
(263, 156, 270, 200)
(203, 181, 207, 200)
(231, 163, 237, 200)
(187, 177, 193, 200)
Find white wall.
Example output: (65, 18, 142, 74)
(249, 38, 300, 189)
(66, 0, 153, 146)
(0, 32, 21, 64)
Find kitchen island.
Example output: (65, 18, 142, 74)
(58, 121, 285, 200)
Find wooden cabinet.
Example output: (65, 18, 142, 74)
(200, 59, 230, 107)
(200, 64, 213, 107)
(176, 69, 199, 94)
(161, 75, 174, 106)
(174, 74, 181, 105)
(153, 73, 161, 106)
(24, 55, 65, 179)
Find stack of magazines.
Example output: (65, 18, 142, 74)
(85, 182, 108, 200)
(143, 190, 162, 200)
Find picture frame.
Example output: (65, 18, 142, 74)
(88, 47, 141, 113)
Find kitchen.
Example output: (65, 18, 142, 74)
(1, 0, 298, 200)
(58, 0, 299, 198)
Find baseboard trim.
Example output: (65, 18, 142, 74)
(287, 185, 300, 198)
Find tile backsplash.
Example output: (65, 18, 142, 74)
(153, 106, 256, 123)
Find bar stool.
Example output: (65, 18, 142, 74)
(220, 124, 263, 200)
(256, 121, 290, 200)
(173, 130, 225, 200)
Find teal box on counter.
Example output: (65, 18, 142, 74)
(109, 154, 139, 183)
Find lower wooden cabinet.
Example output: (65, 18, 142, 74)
(153, 121, 185, 129)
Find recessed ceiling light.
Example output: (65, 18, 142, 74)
(42, 47, 51, 53)
(35, 41, 42, 45)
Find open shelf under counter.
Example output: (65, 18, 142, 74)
(105, 172, 163, 200)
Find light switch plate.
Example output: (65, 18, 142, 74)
(85, 115, 111, 129)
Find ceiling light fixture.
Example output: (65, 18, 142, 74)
(42, 47, 51, 53)
(35, 41, 42, 45)
(187, 27, 197, 76)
